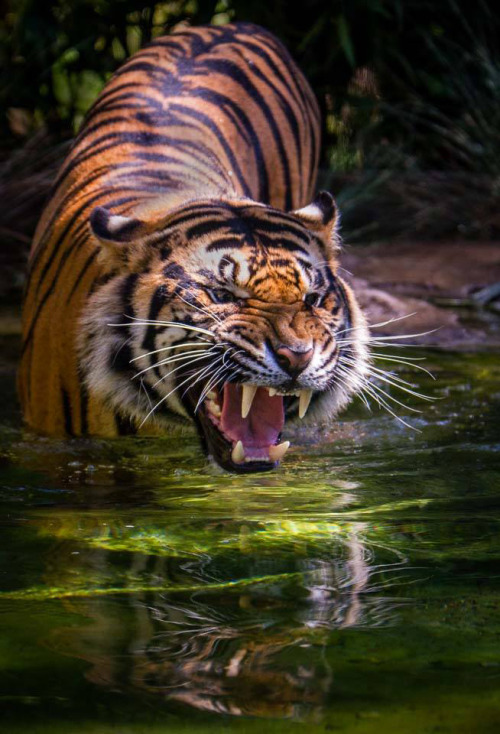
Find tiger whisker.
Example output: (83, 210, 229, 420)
(111, 335, 134, 368)
(334, 365, 370, 410)
(346, 341, 431, 351)
(369, 354, 436, 379)
(347, 358, 433, 394)
(335, 312, 418, 339)
(145, 349, 232, 425)
(329, 369, 367, 409)
(340, 356, 434, 403)
(132, 348, 217, 380)
(198, 367, 240, 410)
(138, 376, 153, 411)
(138, 362, 216, 429)
(133, 341, 228, 373)
(149, 351, 219, 390)
(183, 355, 229, 407)
(338, 328, 439, 345)
(130, 340, 211, 363)
(369, 351, 427, 362)
(193, 347, 246, 410)
(348, 369, 424, 415)
(356, 386, 373, 412)
(175, 286, 222, 324)
(360, 381, 421, 429)
(181, 356, 226, 401)
(109, 316, 214, 337)
(337, 365, 419, 430)
(194, 363, 230, 413)
(200, 362, 245, 407)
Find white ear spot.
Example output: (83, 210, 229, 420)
(293, 203, 323, 222)
(292, 191, 337, 228)
(291, 191, 340, 259)
(90, 206, 142, 243)
(107, 214, 134, 233)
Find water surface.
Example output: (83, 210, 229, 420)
(1, 338, 499, 733)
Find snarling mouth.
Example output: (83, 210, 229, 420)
(184, 382, 314, 473)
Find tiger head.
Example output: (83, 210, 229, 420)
(81, 192, 369, 472)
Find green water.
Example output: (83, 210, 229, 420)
(1, 339, 499, 733)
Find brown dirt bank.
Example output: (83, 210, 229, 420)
(343, 240, 500, 349)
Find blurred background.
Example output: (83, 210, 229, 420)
(0, 0, 500, 310)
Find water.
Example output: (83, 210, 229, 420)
(1, 331, 499, 732)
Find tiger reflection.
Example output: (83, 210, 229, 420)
(48, 529, 400, 721)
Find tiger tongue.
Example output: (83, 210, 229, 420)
(221, 384, 284, 451)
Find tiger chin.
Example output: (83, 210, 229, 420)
(78, 192, 369, 473)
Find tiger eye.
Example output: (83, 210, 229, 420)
(304, 292, 322, 308)
(210, 288, 238, 305)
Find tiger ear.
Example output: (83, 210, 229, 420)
(90, 206, 145, 245)
(90, 207, 149, 267)
(291, 191, 340, 258)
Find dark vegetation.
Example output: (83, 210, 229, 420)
(1, 0, 499, 300)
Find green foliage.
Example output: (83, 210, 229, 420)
(1, 0, 500, 242)
(1, 0, 498, 154)
(0, 0, 216, 136)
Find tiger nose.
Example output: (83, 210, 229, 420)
(275, 345, 314, 376)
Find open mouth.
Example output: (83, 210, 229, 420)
(184, 382, 313, 473)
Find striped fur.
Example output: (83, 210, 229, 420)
(19, 22, 368, 470)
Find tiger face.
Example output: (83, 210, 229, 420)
(80, 192, 369, 472)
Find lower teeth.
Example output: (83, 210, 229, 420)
(268, 441, 290, 461)
(230, 440, 291, 464)
(231, 440, 245, 464)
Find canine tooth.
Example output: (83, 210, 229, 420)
(241, 384, 258, 419)
(268, 388, 277, 397)
(231, 440, 245, 464)
(207, 391, 217, 400)
(207, 400, 221, 417)
(269, 441, 290, 462)
(298, 390, 313, 419)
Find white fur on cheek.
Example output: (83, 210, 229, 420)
(77, 278, 192, 429)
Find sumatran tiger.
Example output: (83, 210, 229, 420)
(18, 22, 369, 473)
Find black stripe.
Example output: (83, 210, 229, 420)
(336, 279, 352, 334)
(197, 58, 292, 209)
(78, 375, 89, 435)
(206, 237, 245, 252)
(115, 412, 137, 435)
(163, 204, 228, 229)
(66, 248, 98, 304)
(183, 89, 269, 201)
(233, 46, 303, 180)
(23, 195, 138, 355)
(169, 103, 253, 198)
(76, 81, 141, 125)
(61, 387, 74, 436)
(109, 273, 139, 376)
(240, 39, 309, 124)
(27, 165, 111, 287)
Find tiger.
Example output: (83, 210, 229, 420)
(18, 21, 369, 473)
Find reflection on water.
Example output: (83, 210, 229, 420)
(19, 499, 407, 720)
(1, 350, 500, 731)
